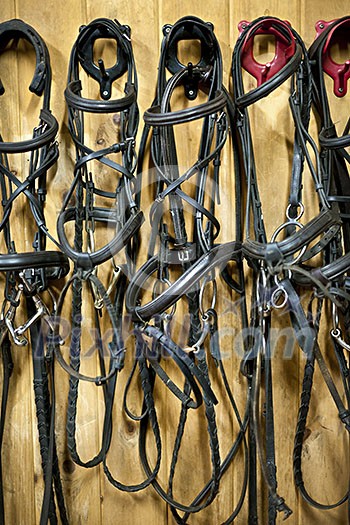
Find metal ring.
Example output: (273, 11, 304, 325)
(201, 311, 211, 322)
(270, 286, 288, 309)
(286, 202, 304, 221)
(199, 277, 217, 316)
(273, 268, 292, 288)
(270, 220, 303, 243)
(270, 220, 307, 264)
(330, 327, 350, 352)
(331, 327, 341, 338)
(47, 288, 58, 312)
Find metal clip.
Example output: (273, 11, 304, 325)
(13, 273, 64, 345)
(162, 312, 173, 338)
(216, 111, 225, 124)
(332, 302, 339, 331)
(183, 312, 212, 354)
(257, 265, 269, 314)
(330, 302, 350, 351)
(89, 267, 103, 309)
(93, 264, 122, 310)
(125, 136, 136, 148)
(270, 274, 288, 309)
(152, 278, 176, 319)
(87, 228, 95, 254)
(34, 122, 48, 135)
(3, 285, 27, 346)
(199, 277, 217, 316)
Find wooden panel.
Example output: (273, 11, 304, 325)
(298, 4, 349, 524)
(0, 1, 349, 524)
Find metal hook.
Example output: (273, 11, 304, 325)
(98, 58, 109, 80)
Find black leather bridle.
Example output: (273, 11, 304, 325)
(125, 15, 250, 524)
(291, 16, 350, 517)
(50, 16, 156, 495)
(0, 18, 69, 525)
(0, 13, 349, 525)
(232, 15, 350, 523)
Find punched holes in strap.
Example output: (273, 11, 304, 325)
(242, 206, 341, 264)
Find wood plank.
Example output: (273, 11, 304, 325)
(230, 2, 303, 524)
(0, 2, 348, 524)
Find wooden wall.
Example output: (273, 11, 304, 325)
(0, 0, 349, 523)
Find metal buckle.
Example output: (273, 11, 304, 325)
(7, 272, 64, 346)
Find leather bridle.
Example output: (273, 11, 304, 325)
(0, 13, 349, 525)
(232, 15, 350, 523)
(125, 15, 250, 523)
(292, 16, 350, 516)
(50, 16, 163, 496)
(0, 18, 70, 525)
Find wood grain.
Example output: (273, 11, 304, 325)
(0, 1, 348, 523)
